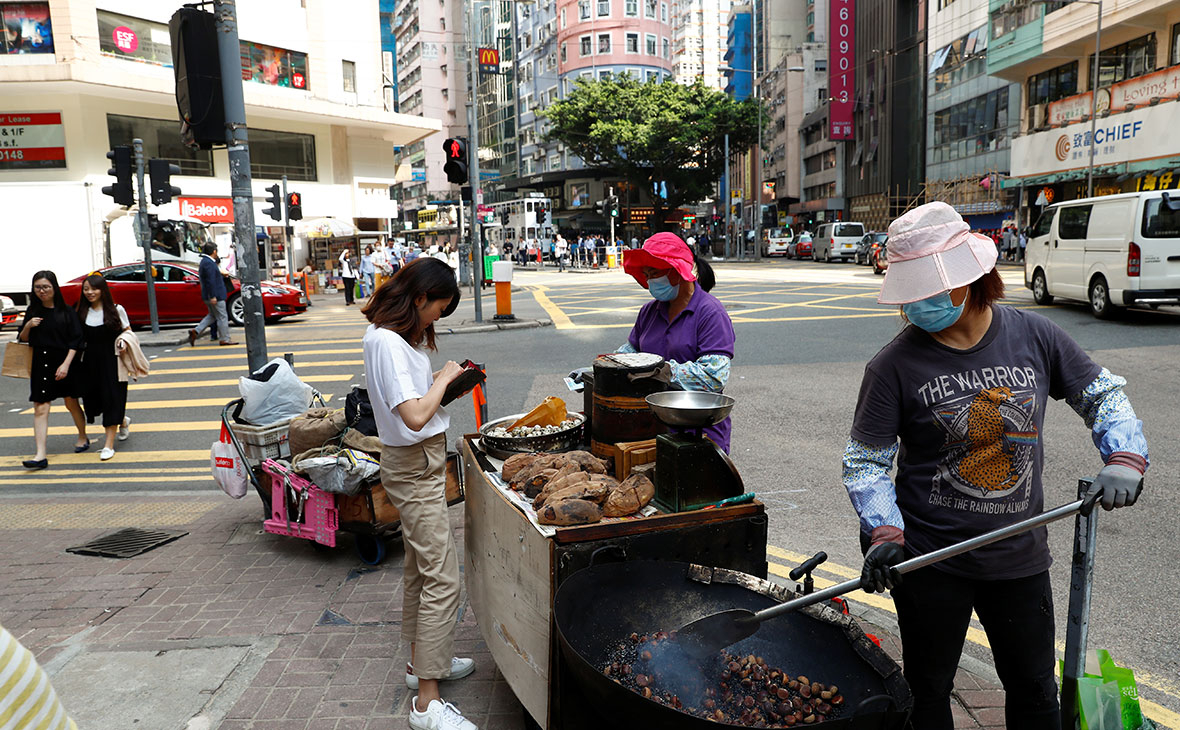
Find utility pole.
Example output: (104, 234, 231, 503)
(752, 0, 762, 261)
(133, 138, 160, 334)
(214, 0, 267, 371)
(724, 133, 731, 260)
(608, 185, 616, 250)
(467, 0, 484, 322)
(281, 174, 292, 284)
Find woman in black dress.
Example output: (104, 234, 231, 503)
(18, 271, 88, 469)
(76, 274, 132, 461)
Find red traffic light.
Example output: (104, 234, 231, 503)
(444, 137, 466, 159)
(288, 192, 301, 206)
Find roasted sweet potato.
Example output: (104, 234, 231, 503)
(537, 498, 603, 526)
(510, 454, 564, 490)
(561, 450, 610, 474)
(604, 474, 656, 517)
(531, 470, 591, 508)
(521, 468, 559, 498)
(501, 452, 543, 484)
(586, 473, 620, 490)
(538, 481, 610, 510)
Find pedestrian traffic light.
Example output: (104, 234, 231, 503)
(262, 183, 282, 221)
(607, 195, 620, 219)
(442, 137, 468, 185)
(148, 159, 182, 205)
(286, 192, 303, 221)
(536, 206, 547, 223)
(102, 146, 134, 206)
(500, 210, 510, 225)
(595, 198, 607, 216)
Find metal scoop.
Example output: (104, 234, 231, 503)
(675, 495, 1100, 660)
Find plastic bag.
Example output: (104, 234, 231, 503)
(238, 358, 314, 425)
(1067, 649, 1145, 730)
(211, 424, 248, 498)
(295, 447, 380, 495)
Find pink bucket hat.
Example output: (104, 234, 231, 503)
(622, 232, 698, 287)
(878, 201, 998, 304)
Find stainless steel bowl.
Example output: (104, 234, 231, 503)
(644, 391, 735, 428)
(479, 412, 586, 459)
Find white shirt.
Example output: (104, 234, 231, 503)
(362, 324, 449, 446)
(339, 251, 357, 278)
(85, 304, 130, 329)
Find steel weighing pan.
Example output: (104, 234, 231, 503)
(553, 560, 910, 729)
(646, 391, 735, 428)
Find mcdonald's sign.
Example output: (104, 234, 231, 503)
(478, 47, 500, 75)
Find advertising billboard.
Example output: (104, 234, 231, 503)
(829, 0, 854, 140)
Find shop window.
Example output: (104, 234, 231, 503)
(1027, 61, 1077, 107)
(1058, 205, 1091, 239)
(240, 41, 310, 90)
(97, 10, 171, 66)
(107, 114, 214, 176)
(1088, 33, 1156, 89)
(249, 128, 317, 182)
(0, 2, 53, 54)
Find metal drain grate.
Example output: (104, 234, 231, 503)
(66, 527, 188, 558)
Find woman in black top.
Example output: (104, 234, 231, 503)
(18, 271, 88, 469)
(76, 274, 132, 461)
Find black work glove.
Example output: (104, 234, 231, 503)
(861, 526, 905, 594)
(1085, 462, 1144, 513)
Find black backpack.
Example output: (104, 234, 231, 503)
(345, 387, 379, 437)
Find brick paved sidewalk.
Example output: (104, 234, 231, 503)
(0, 493, 1006, 729)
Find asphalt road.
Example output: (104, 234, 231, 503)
(1, 257, 1177, 723)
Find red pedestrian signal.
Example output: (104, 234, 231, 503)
(442, 137, 469, 185)
(286, 191, 303, 221)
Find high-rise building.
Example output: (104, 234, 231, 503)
(671, 0, 732, 88)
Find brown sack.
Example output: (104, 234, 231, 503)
(289, 407, 347, 456)
(2, 341, 32, 379)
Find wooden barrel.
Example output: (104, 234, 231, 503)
(590, 354, 669, 448)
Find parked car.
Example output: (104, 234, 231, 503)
(0, 295, 18, 330)
(871, 238, 889, 275)
(60, 262, 308, 327)
(787, 232, 813, 259)
(855, 232, 889, 265)
(766, 229, 792, 257)
(814, 222, 867, 262)
(1025, 191, 1180, 318)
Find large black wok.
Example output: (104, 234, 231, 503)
(553, 560, 910, 729)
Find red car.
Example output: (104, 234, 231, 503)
(61, 262, 308, 327)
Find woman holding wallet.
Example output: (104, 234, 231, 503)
(360, 257, 478, 730)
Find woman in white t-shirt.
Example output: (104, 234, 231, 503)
(360, 258, 479, 730)
(74, 275, 132, 461)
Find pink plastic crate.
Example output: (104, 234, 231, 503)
(261, 459, 338, 547)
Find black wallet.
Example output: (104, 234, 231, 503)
(441, 361, 486, 406)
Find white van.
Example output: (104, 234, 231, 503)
(814, 222, 866, 262)
(1024, 191, 1180, 318)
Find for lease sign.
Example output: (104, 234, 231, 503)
(179, 196, 234, 223)
(0, 112, 66, 170)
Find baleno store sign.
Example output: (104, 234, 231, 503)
(179, 196, 233, 223)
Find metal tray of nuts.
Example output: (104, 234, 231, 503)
(478, 412, 586, 460)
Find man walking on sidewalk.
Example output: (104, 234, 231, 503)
(188, 243, 236, 347)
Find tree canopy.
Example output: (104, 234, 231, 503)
(543, 76, 763, 230)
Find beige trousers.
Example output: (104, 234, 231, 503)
(379, 433, 460, 679)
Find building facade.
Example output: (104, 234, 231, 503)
(671, 0, 731, 88)
(722, 4, 753, 99)
(924, 0, 1021, 230)
(0, 0, 437, 297)
(988, 0, 1180, 227)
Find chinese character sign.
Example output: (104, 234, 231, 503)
(829, 0, 854, 141)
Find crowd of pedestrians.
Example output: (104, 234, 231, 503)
(980, 225, 1028, 263)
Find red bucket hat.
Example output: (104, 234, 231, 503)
(622, 232, 698, 288)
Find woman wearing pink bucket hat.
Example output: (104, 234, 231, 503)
(618, 232, 736, 452)
(842, 202, 1149, 728)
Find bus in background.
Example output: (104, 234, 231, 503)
(483, 196, 553, 259)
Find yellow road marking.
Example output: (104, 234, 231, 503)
(0, 450, 207, 468)
(528, 286, 574, 329)
(0, 475, 211, 484)
(153, 348, 361, 363)
(130, 374, 353, 390)
(21, 395, 332, 416)
(148, 360, 363, 375)
(0, 467, 207, 475)
(0, 421, 216, 439)
(731, 311, 898, 323)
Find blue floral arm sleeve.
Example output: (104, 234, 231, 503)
(842, 437, 905, 534)
(1065, 368, 1149, 468)
(616, 342, 638, 354)
(667, 355, 731, 393)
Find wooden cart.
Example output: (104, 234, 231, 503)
(460, 437, 769, 729)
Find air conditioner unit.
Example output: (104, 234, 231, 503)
(1029, 103, 1046, 132)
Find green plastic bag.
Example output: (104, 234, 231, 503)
(1068, 650, 1145, 730)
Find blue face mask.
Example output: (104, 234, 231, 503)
(902, 291, 965, 332)
(647, 275, 679, 302)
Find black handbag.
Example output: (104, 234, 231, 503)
(345, 387, 379, 437)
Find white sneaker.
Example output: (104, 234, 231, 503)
(405, 657, 476, 690)
(408, 697, 478, 730)
(117, 417, 131, 441)
(99, 447, 115, 461)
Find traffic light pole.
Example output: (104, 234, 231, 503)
(133, 138, 160, 334)
(608, 185, 616, 251)
(215, 0, 267, 371)
(466, 0, 483, 323)
(281, 174, 293, 284)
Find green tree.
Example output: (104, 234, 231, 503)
(544, 76, 762, 232)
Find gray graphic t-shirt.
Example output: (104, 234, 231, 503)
(851, 305, 1100, 579)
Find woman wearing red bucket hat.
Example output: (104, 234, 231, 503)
(619, 232, 736, 452)
(841, 202, 1149, 728)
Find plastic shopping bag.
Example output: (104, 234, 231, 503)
(294, 447, 379, 495)
(238, 358, 314, 425)
(1068, 649, 1146, 730)
(211, 424, 248, 499)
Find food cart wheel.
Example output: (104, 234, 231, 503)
(354, 534, 386, 565)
